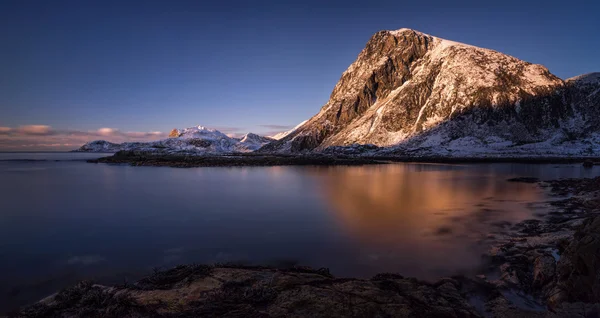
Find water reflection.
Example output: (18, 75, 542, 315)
(1, 157, 599, 313)
(313, 164, 544, 279)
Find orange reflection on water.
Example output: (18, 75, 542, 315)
(311, 164, 543, 279)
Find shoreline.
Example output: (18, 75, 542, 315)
(86, 151, 600, 168)
(12, 176, 600, 317)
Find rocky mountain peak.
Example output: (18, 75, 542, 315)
(260, 28, 584, 154)
(240, 133, 273, 144)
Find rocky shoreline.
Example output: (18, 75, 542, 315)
(86, 151, 389, 167)
(87, 151, 600, 168)
(477, 176, 600, 316)
(11, 177, 600, 317)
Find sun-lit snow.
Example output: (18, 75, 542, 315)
(269, 120, 308, 140)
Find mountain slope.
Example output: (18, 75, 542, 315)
(262, 29, 598, 156)
(239, 133, 274, 151)
(269, 120, 308, 140)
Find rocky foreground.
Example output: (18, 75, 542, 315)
(11, 177, 600, 317)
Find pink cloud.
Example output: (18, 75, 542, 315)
(15, 125, 54, 135)
(0, 125, 168, 151)
(123, 131, 164, 138)
(97, 127, 118, 136)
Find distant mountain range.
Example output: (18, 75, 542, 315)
(74, 126, 273, 154)
(77, 29, 600, 157)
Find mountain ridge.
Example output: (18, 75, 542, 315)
(260, 28, 599, 156)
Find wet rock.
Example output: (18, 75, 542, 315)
(532, 255, 555, 288)
(514, 219, 543, 235)
(17, 265, 482, 318)
(550, 302, 600, 317)
(550, 215, 600, 307)
(583, 160, 594, 168)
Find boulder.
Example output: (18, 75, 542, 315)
(532, 254, 555, 287)
(550, 215, 600, 306)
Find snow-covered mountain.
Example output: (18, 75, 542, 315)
(239, 133, 274, 150)
(261, 28, 600, 156)
(74, 140, 124, 153)
(75, 126, 273, 153)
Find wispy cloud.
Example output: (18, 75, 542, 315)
(259, 124, 295, 130)
(0, 125, 168, 151)
(15, 125, 54, 135)
(212, 126, 247, 135)
(256, 124, 297, 138)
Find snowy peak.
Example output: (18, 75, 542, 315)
(261, 28, 594, 155)
(388, 28, 481, 51)
(240, 133, 272, 144)
(567, 73, 600, 86)
(73, 140, 122, 152)
(238, 133, 273, 151)
(178, 125, 229, 140)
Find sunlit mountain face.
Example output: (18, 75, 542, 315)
(311, 164, 544, 279)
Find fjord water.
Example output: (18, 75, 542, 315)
(1, 153, 599, 311)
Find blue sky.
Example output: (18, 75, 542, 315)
(0, 0, 598, 150)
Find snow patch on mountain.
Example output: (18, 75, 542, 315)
(269, 120, 308, 140)
(238, 133, 274, 151)
(567, 73, 600, 86)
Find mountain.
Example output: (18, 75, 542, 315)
(73, 140, 124, 153)
(565, 73, 600, 134)
(239, 133, 274, 150)
(74, 126, 273, 153)
(262, 29, 600, 157)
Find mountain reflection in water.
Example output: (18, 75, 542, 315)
(311, 164, 543, 279)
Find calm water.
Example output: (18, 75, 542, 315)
(1, 153, 599, 311)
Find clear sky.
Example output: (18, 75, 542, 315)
(1, 0, 598, 150)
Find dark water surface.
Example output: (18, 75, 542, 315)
(1, 153, 599, 311)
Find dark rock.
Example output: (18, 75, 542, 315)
(16, 265, 482, 317)
(532, 255, 555, 287)
(507, 177, 540, 183)
(187, 138, 212, 148)
(583, 160, 594, 167)
(550, 215, 600, 306)
(91, 153, 388, 168)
